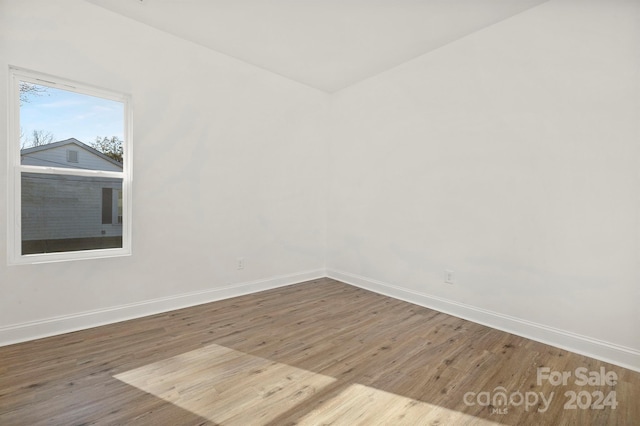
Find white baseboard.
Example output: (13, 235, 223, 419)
(3, 267, 638, 373)
(327, 269, 640, 373)
(0, 269, 325, 347)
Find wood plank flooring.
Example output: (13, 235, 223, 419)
(0, 278, 638, 425)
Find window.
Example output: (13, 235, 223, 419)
(8, 67, 132, 264)
(67, 149, 79, 163)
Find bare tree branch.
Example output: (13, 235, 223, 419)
(19, 82, 48, 104)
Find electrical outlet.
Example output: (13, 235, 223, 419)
(236, 257, 245, 270)
(444, 269, 455, 284)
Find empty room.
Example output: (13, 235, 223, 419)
(1, 0, 639, 424)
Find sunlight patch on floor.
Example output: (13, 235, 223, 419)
(297, 383, 501, 425)
(115, 343, 336, 424)
(115, 343, 499, 425)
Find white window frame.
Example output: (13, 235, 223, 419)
(7, 67, 133, 264)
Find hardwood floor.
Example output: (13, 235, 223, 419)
(0, 278, 638, 425)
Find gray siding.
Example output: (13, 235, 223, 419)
(21, 173, 122, 241)
(21, 144, 122, 172)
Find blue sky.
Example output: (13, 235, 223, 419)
(20, 83, 124, 146)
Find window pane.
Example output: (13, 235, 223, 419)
(21, 173, 123, 255)
(19, 82, 124, 171)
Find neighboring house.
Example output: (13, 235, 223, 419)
(20, 138, 123, 254)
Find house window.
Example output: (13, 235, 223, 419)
(67, 149, 79, 163)
(8, 67, 132, 263)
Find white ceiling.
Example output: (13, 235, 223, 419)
(85, 0, 548, 93)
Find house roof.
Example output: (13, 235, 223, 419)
(21, 138, 123, 169)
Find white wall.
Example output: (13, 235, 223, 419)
(327, 0, 640, 368)
(1, 0, 638, 371)
(0, 0, 327, 339)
